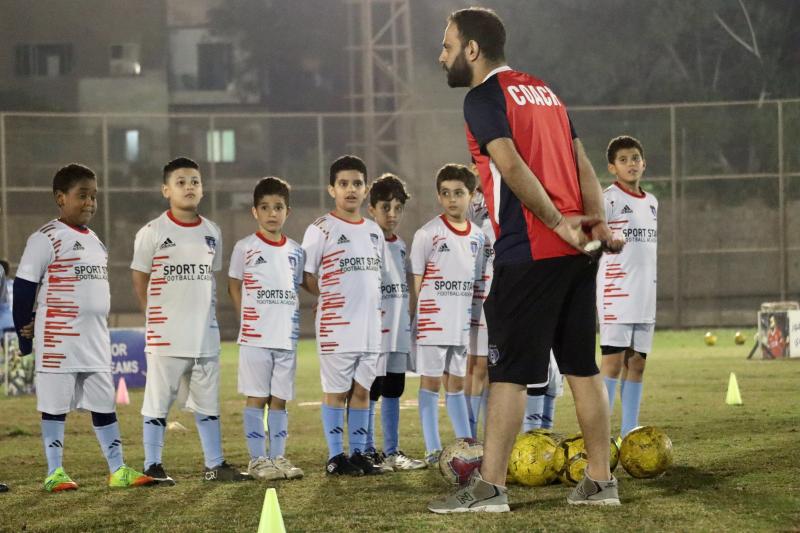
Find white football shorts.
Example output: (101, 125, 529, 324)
(319, 351, 378, 394)
(36, 371, 115, 415)
(238, 345, 296, 400)
(416, 344, 468, 378)
(376, 351, 409, 377)
(600, 323, 655, 356)
(141, 354, 220, 418)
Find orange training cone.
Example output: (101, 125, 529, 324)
(116, 376, 130, 405)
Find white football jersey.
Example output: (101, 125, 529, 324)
(229, 233, 304, 351)
(411, 215, 486, 346)
(16, 220, 111, 373)
(380, 235, 411, 354)
(302, 213, 384, 354)
(468, 192, 496, 332)
(597, 183, 658, 324)
(130, 211, 222, 357)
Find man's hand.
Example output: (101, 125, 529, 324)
(590, 222, 625, 253)
(19, 320, 34, 339)
(552, 215, 600, 252)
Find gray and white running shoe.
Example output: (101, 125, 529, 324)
(385, 451, 427, 471)
(272, 456, 304, 480)
(567, 474, 621, 506)
(428, 470, 510, 514)
(247, 457, 285, 481)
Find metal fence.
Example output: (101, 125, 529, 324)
(1, 99, 799, 336)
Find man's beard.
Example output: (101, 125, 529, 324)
(445, 50, 472, 88)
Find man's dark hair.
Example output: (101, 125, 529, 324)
(253, 176, 291, 207)
(329, 155, 367, 186)
(163, 157, 200, 183)
(369, 173, 411, 207)
(436, 163, 477, 193)
(448, 7, 506, 62)
(607, 136, 644, 164)
(52, 163, 96, 194)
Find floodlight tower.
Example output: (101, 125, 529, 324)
(345, 0, 414, 174)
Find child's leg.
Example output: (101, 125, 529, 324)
(80, 372, 125, 473)
(239, 346, 272, 460)
(267, 348, 298, 459)
(621, 349, 647, 436)
(348, 352, 378, 455)
(466, 354, 488, 438)
(381, 354, 407, 454)
(141, 354, 186, 469)
(319, 353, 353, 459)
(91, 411, 123, 473)
(523, 386, 545, 431)
(188, 357, 224, 469)
(443, 346, 471, 439)
(366, 376, 384, 453)
(36, 372, 75, 476)
(541, 353, 562, 430)
(41, 412, 67, 475)
(418, 345, 447, 453)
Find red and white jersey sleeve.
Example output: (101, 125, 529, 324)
(16, 220, 111, 373)
(131, 211, 222, 357)
(302, 213, 384, 354)
(411, 215, 486, 346)
(380, 236, 411, 354)
(229, 233, 304, 351)
(468, 192, 496, 330)
(597, 183, 658, 324)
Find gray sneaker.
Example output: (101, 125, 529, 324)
(428, 470, 510, 514)
(567, 474, 620, 506)
(272, 456, 304, 480)
(385, 451, 427, 471)
(247, 457, 285, 481)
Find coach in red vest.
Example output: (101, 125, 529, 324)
(428, 7, 625, 513)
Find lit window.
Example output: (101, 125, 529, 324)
(206, 130, 236, 163)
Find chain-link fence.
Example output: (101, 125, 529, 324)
(2, 99, 799, 336)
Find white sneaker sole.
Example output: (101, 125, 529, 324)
(567, 498, 621, 506)
(429, 503, 510, 514)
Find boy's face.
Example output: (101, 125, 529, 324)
(437, 179, 472, 220)
(609, 148, 646, 185)
(252, 194, 289, 235)
(328, 170, 367, 213)
(368, 198, 405, 234)
(56, 177, 97, 226)
(163, 168, 203, 210)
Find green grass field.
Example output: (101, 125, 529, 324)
(1, 329, 799, 532)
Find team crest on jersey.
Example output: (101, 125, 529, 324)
(205, 236, 217, 252)
(255, 256, 266, 265)
(438, 243, 450, 253)
(470, 241, 479, 257)
(159, 238, 176, 249)
(488, 345, 500, 366)
(650, 205, 657, 217)
(400, 249, 406, 259)
(337, 234, 350, 245)
(621, 205, 633, 214)
(370, 233, 379, 246)
(288, 255, 297, 269)
(72, 241, 84, 251)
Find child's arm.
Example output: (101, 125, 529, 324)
(408, 227, 430, 318)
(227, 240, 245, 318)
(131, 271, 150, 312)
(228, 278, 243, 317)
(300, 224, 324, 296)
(13, 232, 53, 354)
(410, 274, 423, 318)
(130, 224, 157, 313)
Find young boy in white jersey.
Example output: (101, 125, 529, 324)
(364, 174, 426, 472)
(597, 136, 658, 437)
(301, 155, 386, 476)
(228, 177, 305, 481)
(131, 157, 249, 483)
(410, 164, 486, 465)
(13, 164, 153, 491)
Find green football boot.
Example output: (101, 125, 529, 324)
(44, 467, 79, 492)
(108, 465, 156, 488)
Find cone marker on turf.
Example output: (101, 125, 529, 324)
(257, 487, 286, 533)
(726, 373, 742, 405)
(115, 377, 130, 405)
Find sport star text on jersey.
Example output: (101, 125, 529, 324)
(338, 256, 381, 272)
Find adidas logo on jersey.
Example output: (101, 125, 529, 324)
(159, 238, 176, 249)
(438, 243, 450, 252)
(72, 241, 84, 251)
(337, 234, 350, 244)
(255, 256, 267, 265)
(621, 205, 633, 214)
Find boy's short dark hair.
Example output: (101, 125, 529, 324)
(253, 176, 291, 207)
(52, 163, 96, 194)
(607, 136, 644, 164)
(163, 157, 200, 183)
(448, 7, 506, 62)
(436, 163, 477, 193)
(369, 173, 411, 207)
(329, 155, 367, 186)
